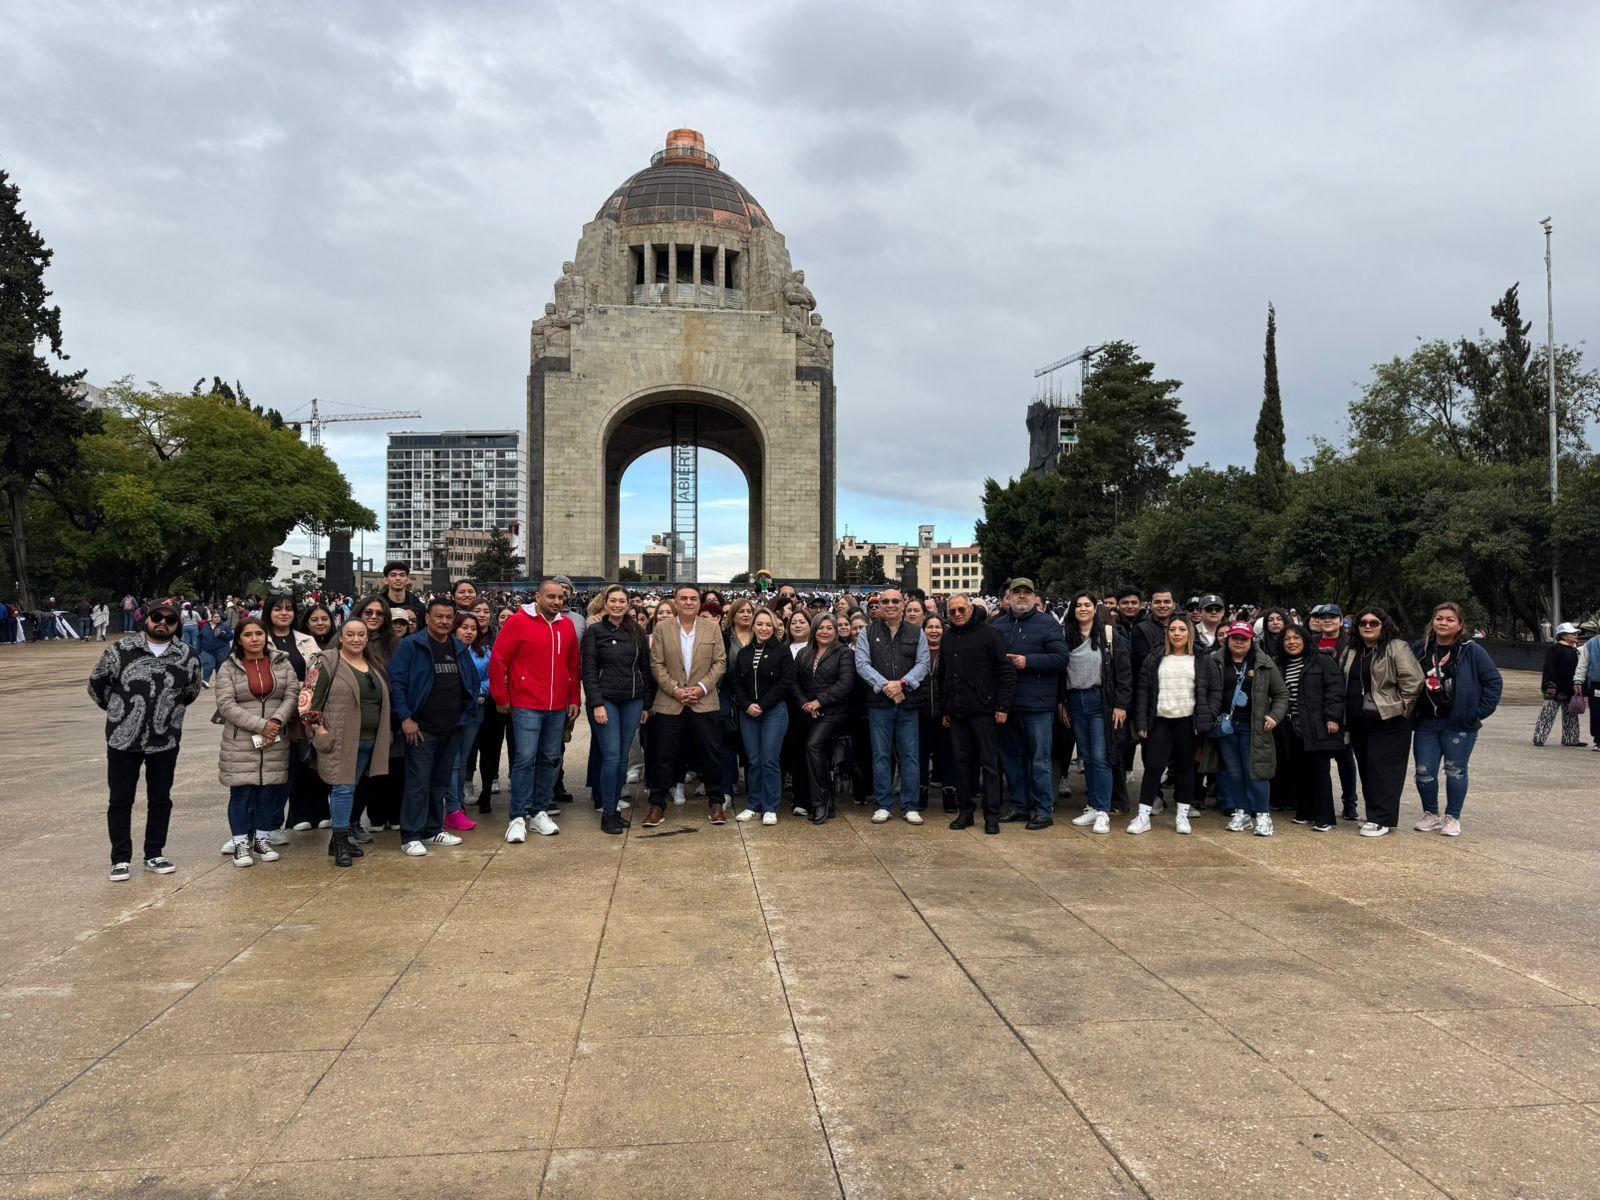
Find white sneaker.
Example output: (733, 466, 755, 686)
(1225, 811, 1252, 833)
(316, 819, 331, 829)
(793, 805, 809, 816)
(735, 809, 758, 822)
(221, 835, 241, 855)
(505, 817, 527, 844)
(1175, 804, 1192, 835)
(1127, 806, 1152, 835)
(401, 840, 428, 856)
(1359, 822, 1390, 838)
(618, 798, 631, 811)
(761, 812, 778, 826)
(290, 820, 314, 832)
(672, 784, 687, 806)
(904, 810, 924, 825)
(871, 808, 891, 823)
(429, 832, 462, 846)
(1254, 813, 1275, 837)
(626, 765, 642, 784)
(1091, 812, 1110, 835)
(530, 811, 560, 837)
(249, 836, 280, 862)
(265, 829, 290, 847)
(231, 843, 252, 868)
(1070, 807, 1098, 827)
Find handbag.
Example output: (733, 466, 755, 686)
(1571, 693, 1589, 716)
(303, 657, 337, 754)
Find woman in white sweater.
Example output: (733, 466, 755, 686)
(1130, 615, 1223, 835)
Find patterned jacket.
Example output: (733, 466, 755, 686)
(87, 634, 203, 752)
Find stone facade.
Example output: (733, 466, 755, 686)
(527, 130, 835, 581)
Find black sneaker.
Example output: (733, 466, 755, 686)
(984, 818, 1001, 835)
(1312, 823, 1336, 832)
(999, 811, 1031, 823)
(144, 856, 176, 875)
(109, 861, 131, 882)
(948, 813, 975, 830)
(1025, 817, 1055, 831)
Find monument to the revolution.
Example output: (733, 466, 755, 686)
(526, 129, 836, 582)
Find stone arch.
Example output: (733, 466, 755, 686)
(600, 387, 767, 579)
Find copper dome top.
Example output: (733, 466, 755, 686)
(595, 129, 771, 233)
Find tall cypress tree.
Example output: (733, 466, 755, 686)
(1254, 302, 1288, 503)
(0, 167, 93, 610)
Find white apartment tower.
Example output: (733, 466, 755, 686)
(385, 431, 526, 570)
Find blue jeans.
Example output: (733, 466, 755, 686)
(867, 705, 921, 813)
(1066, 690, 1112, 812)
(122, 610, 135, 633)
(740, 705, 790, 814)
(402, 729, 461, 841)
(1000, 709, 1055, 819)
(1217, 722, 1270, 815)
(228, 784, 283, 838)
(594, 699, 645, 818)
(510, 708, 566, 820)
(1413, 718, 1478, 819)
(329, 738, 375, 829)
(199, 649, 226, 684)
(446, 712, 484, 814)
(181, 625, 201, 650)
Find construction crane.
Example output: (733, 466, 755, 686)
(1034, 343, 1108, 388)
(286, 397, 422, 559)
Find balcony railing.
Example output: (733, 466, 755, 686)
(630, 283, 745, 310)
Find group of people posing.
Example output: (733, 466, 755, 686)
(87, 566, 1524, 881)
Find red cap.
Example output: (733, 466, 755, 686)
(1225, 622, 1255, 640)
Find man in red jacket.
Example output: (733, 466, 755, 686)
(489, 579, 580, 843)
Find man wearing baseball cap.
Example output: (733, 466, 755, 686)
(1194, 595, 1226, 650)
(87, 599, 204, 882)
(1200, 620, 1287, 836)
(1308, 603, 1360, 820)
(992, 578, 1068, 827)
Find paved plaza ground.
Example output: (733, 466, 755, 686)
(2, 639, 1598, 1198)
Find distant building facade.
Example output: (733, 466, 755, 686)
(836, 526, 984, 595)
(386, 431, 526, 569)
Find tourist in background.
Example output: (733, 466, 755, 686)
(1533, 622, 1582, 748)
(731, 607, 792, 824)
(582, 585, 652, 836)
(992, 578, 1069, 827)
(795, 612, 855, 824)
(213, 616, 298, 868)
(1064, 593, 1133, 835)
(1130, 613, 1218, 835)
(1575, 622, 1600, 750)
(88, 599, 203, 881)
(920, 613, 955, 813)
(1342, 607, 1422, 838)
(855, 587, 931, 825)
(1276, 624, 1345, 831)
(474, 604, 519, 810)
(1412, 601, 1503, 835)
(178, 601, 202, 650)
(302, 616, 389, 867)
(91, 601, 110, 641)
(196, 610, 233, 687)
(936, 596, 1015, 834)
(381, 561, 427, 627)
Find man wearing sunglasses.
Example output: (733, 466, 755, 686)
(88, 599, 204, 882)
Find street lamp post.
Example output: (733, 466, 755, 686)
(1541, 217, 1560, 631)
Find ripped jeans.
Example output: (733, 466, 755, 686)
(1413, 718, 1478, 820)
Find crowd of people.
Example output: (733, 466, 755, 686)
(80, 565, 1594, 881)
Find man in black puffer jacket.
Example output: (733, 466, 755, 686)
(990, 580, 1069, 824)
(936, 598, 1017, 834)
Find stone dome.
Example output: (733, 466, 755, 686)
(595, 129, 771, 233)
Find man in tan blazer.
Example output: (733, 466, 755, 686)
(644, 584, 729, 827)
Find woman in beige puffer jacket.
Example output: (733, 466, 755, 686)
(214, 616, 299, 864)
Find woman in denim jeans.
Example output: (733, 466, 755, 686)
(304, 618, 390, 867)
(1410, 601, 1502, 837)
(443, 613, 489, 833)
(1063, 593, 1133, 835)
(732, 609, 793, 825)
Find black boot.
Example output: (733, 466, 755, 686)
(331, 830, 353, 867)
(810, 802, 828, 825)
(600, 812, 626, 836)
(942, 787, 958, 815)
(949, 811, 975, 830)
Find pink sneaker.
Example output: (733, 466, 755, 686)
(1440, 816, 1461, 837)
(1414, 813, 1443, 832)
(444, 810, 477, 832)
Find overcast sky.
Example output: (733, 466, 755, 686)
(6, 1, 1597, 579)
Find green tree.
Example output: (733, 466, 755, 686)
(0, 167, 97, 609)
(47, 379, 374, 596)
(834, 547, 854, 585)
(729, 570, 751, 585)
(1459, 285, 1543, 465)
(859, 548, 888, 584)
(1125, 466, 1276, 603)
(1254, 303, 1288, 504)
(617, 564, 642, 583)
(468, 527, 520, 581)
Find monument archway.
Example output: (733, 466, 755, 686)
(603, 389, 764, 580)
(525, 128, 835, 583)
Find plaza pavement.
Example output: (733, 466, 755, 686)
(1, 638, 1598, 1199)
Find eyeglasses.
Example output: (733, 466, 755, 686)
(147, 613, 179, 626)
(1203, 606, 1224, 613)
(362, 609, 385, 618)
(1358, 619, 1382, 628)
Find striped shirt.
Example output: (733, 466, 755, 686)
(1282, 655, 1306, 717)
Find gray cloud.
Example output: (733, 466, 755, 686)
(3, 0, 1596, 555)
